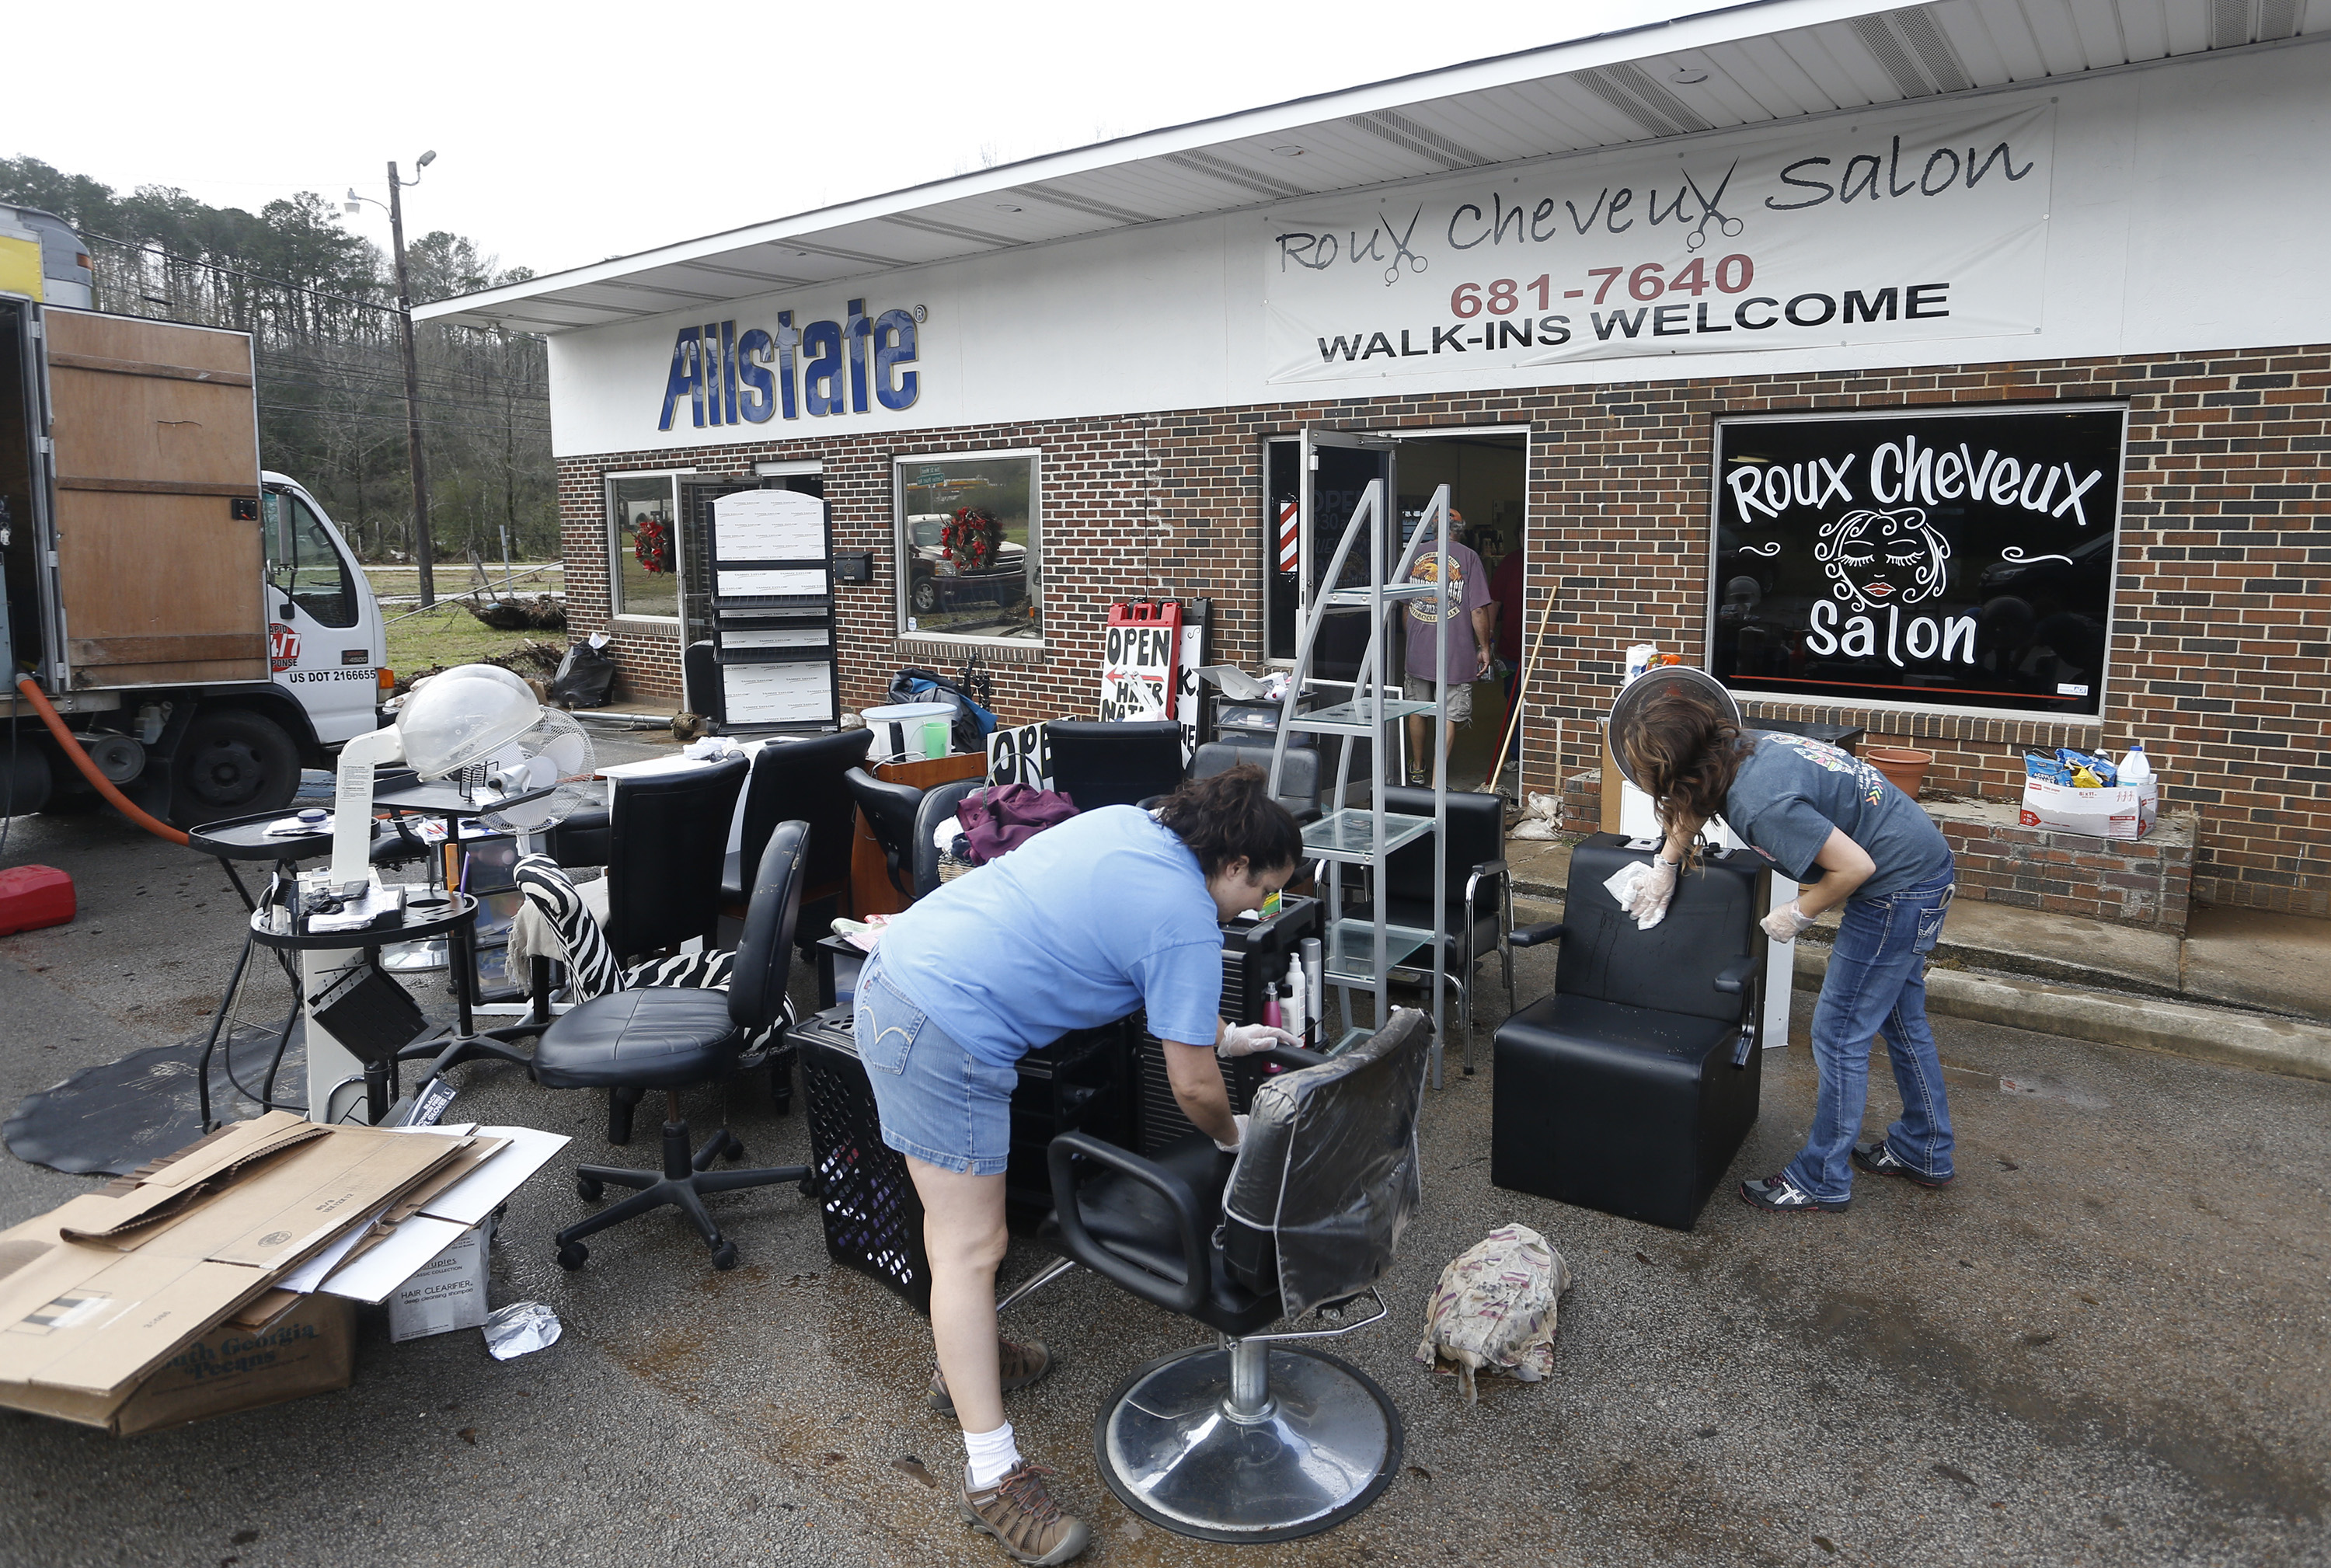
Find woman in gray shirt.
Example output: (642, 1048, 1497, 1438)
(1622, 686, 1956, 1214)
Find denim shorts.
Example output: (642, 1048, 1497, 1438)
(853, 954, 1017, 1176)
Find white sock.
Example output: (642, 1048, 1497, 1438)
(963, 1421, 1022, 1490)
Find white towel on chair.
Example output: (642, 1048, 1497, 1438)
(506, 873, 611, 970)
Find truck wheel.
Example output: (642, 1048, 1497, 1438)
(169, 709, 299, 827)
(911, 574, 939, 615)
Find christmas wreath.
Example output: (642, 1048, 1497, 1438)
(632, 514, 671, 574)
(941, 507, 1001, 573)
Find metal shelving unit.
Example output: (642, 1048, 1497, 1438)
(1270, 480, 1458, 1087)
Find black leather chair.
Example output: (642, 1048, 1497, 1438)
(911, 776, 984, 897)
(536, 820, 815, 1272)
(1339, 786, 1512, 1065)
(844, 765, 924, 900)
(681, 639, 723, 726)
(1491, 832, 1766, 1231)
(1046, 720, 1183, 812)
(1038, 1010, 1431, 1542)
(603, 753, 747, 963)
(721, 730, 874, 941)
(1188, 740, 1321, 821)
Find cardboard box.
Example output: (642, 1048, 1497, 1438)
(8, 1292, 361, 1437)
(388, 1222, 490, 1343)
(0, 1113, 476, 1422)
(2019, 777, 2160, 840)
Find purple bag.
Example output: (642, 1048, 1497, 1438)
(956, 783, 1079, 863)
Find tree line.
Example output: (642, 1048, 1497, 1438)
(0, 156, 556, 566)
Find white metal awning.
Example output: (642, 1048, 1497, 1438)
(418, 0, 2326, 333)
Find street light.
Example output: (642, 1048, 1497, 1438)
(347, 150, 441, 606)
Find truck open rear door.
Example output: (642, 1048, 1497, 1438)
(45, 309, 267, 687)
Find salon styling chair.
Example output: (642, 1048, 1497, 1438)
(1045, 720, 1184, 812)
(844, 766, 925, 900)
(1491, 832, 1765, 1231)
(1340, 786, 1512, 1061)
(1187, 740, 1321, 821)
(911, 776, 984, 897)
(723, 730, 874, 939)
(534, 820, 814, 1272)
(1037, 1009, 1430, 1542)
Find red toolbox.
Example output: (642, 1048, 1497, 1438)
(0, 865, 75, 936)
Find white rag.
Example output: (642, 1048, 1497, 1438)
(1602, 862, 1669, 932)
(505, 874, 611, 970)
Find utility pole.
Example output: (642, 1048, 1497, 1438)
(387, 159, 436, 606)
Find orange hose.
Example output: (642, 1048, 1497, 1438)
(13, 678, 190, 845)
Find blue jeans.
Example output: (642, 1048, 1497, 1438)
(1785, 855, 1956, 1201)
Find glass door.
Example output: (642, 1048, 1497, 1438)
(1296, 429, 1395, 685)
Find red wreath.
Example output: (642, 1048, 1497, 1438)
(632, 515, 671, 574)
(940, 507, 1001, 573)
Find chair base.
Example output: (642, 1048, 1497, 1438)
(554, 1116, 812, 1273)
(1094, 1339, 1402, 1543)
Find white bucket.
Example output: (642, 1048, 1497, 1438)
(862, 702, 953, 764)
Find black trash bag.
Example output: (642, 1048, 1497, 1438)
(547, 640, 618, 709)
(885, 667, 998, 754)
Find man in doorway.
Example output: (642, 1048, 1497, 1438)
(1400, 510, 1493, 785)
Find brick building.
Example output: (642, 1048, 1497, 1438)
(423, 0, 2331, 922)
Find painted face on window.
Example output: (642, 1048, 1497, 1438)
(1815, 507, 1952, 613)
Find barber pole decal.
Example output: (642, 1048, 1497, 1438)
(1277, 500, 1300, 573)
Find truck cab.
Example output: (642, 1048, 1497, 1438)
(262, 472, 384, 747)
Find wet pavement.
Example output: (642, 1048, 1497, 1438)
(0, 787, 2324, 1568)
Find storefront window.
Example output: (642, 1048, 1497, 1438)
(609, 475, 681, 619)
(893, 452, 1040, 641)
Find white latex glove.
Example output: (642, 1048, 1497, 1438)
(1762, 900, 1818, 942)
(1628, 856, 1680, 928)
(1218, 1022, 1299, 1058)
(1214, 1113, 1249, 1154)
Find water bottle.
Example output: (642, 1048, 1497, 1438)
(2119, 743, 2154, 786)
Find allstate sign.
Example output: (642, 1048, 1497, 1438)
(658, 298, 920, 430)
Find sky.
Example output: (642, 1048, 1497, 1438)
(3, 0, 1692, 284)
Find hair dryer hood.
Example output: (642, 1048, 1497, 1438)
(396, 666, 544, 779)
(1607, 666, 1743, 792)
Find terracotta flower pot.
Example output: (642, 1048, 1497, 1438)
(1866, 747, 1932, 800)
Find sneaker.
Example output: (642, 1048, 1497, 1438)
(1852, 1139, 1953, 1189)
(960, 1461, 1091, 1565)
(1738, 1173, 1848, 1213)
(929, 1337, 1054, 1416)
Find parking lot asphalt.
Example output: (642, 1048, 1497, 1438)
(0, 787, 2324, 1568)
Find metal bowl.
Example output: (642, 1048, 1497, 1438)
(1606, 666, 1743, 791)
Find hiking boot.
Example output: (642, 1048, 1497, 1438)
(929, 1337, 1054, 1416)
(1852, 1139, 1954, 1189)
(960, 1461, 1091, 1565)
(1738, 1173, 1848, 1214)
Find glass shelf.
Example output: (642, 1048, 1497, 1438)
(1322, 583, 1437, 607)
(1319, 918, 1436, 984)
(1290, 697, 1437, 733)
(1300, 809, 1434, 864)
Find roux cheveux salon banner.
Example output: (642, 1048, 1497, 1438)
(1262, 99, 2053, 380)
(1706, 405, 2125, 719)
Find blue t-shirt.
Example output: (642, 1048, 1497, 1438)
(1724, 731, 1949, 901)
(871, 805, 1224, 1067)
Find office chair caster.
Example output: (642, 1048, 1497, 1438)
(710, 1240, 739, 1270)
(556, 1241, 589, 1270)
(577, 1173, 605, 1202)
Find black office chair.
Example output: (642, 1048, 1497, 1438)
(1046, 720, 1183, 812)
(1340, 786, 1513, 1066)
(911, 776, 984, 897)
(722, 730, 874, 944)
(1040, 1009, 1430, 1542)
(536, 820, 815, 1272)
(682, 639, 723, 727)
(1491, 832, 1765, 1231)
(844, 765, 924, 899)
(1188, 740, 1322, 821)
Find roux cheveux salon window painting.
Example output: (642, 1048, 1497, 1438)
(1707, 405, 2125, 719)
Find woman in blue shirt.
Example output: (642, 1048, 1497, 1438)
(855, 765, 1301, 1565)
(1621, 687, 1956, 1218)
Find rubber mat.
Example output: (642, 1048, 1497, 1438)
(3, 1019, 309, 1176)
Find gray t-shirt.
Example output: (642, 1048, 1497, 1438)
(1724, 731, 1949, 900)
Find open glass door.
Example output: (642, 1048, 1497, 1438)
(1294, 429, 1395, 685)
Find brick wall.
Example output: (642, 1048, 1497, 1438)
(556, 340, 2329, 919)
(1932, 800, 2197, 932)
